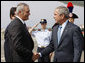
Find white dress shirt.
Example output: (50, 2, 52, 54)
(60, 20, 69, 37)
(32, 29, 52, 47)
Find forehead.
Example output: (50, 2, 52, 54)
(54, 9, 59, 14)
(41, 23, 47, 25)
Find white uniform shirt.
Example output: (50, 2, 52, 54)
(32, 29, 52, 47)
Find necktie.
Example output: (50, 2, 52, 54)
(24, 23, 26, 27)
(24, 23, 28, 31)
(57, 25, 62, 44)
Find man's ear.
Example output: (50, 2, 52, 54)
(61, 14, 65, 19)
(19, 10, 23, 14)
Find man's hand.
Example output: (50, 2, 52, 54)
(49, 52, 53, 60)
(34, 22, 40, 27)
(32, 53, 40, 61)
(29, 22, 40, 34)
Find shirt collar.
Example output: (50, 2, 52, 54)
(41, 29, 48, 32)
(16, 16, 25, 24)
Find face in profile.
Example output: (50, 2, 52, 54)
(22, 6, 30, 21)
(54, 9, 63, 24)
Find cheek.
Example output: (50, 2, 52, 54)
(24, 13, 28, 17)
(58, 16, 62, 20)
(22, 13, 25, 16)
(44, 25, 46, 27)
(56, 15, 59, 19)
(56, 16, 59, 20)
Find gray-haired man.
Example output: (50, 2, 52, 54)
(4, 3, 37, 62)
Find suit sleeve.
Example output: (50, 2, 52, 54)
(41, 30, 54, 56)
(11, 26, 33, 60)
(73, 26, 84, 62)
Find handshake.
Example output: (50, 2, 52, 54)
(32, 53, 40, 61)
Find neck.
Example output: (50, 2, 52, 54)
(59, 18, 68, 25)
(17, 15, 24, 21)
(42, 28, 46, 31)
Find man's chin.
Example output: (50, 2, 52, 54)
(27, 17, 29, 20)
(24, 18, 29, 21)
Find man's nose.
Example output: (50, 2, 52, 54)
(54, 16, 55, 19)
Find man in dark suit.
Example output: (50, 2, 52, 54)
(35, 6, 84, 62)
(4, 3, 36, 62)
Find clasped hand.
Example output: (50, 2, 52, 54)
(32, 53, 40, 61)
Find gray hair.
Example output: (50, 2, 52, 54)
(56, 6, 69, 18)
(16, 3, 29, 15)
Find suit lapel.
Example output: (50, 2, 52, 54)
(15, 17, 30, 36)
(57, 21, 70, 47)
(53, 25, 59, 47)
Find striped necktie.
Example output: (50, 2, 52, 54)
(57, 25, 62, 44)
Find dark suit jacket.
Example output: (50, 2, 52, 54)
(41, 21, 84, 62)
(4, 17, 34, 62)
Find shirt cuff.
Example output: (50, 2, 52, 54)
(39, 53, 42, 57)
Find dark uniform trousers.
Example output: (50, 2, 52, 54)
(37, 47, 50, 62)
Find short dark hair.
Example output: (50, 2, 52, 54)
(10, 7, 16, 19)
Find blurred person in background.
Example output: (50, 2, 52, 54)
(67, 2, 78, 23)
(68, 13, 78, 23)
(29, 19, 53, 62)
(10, 7, 16, 20)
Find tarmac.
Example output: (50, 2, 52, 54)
(1, 37, 84, 62)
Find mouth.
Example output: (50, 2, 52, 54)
(26, 16, 29, 19)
